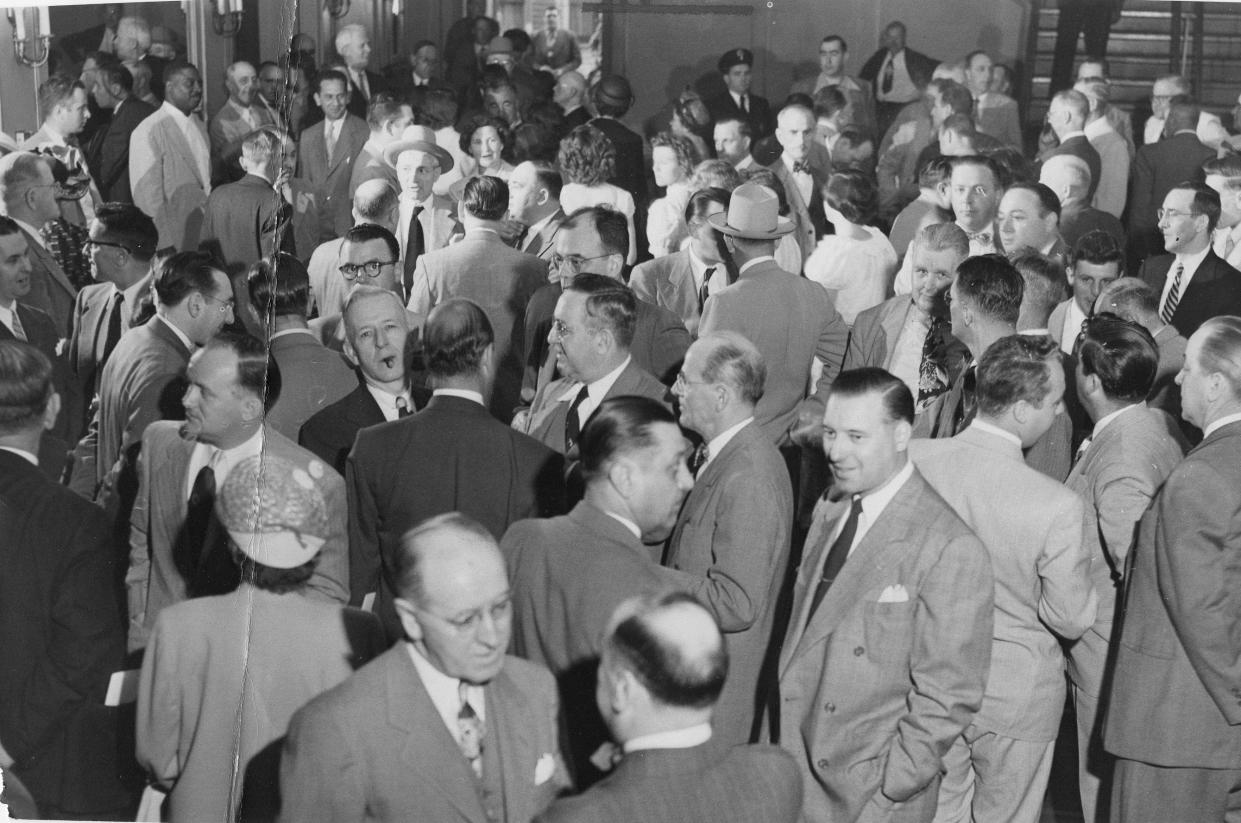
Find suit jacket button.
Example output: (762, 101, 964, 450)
(854, 646, 864, 656)
(817, 758, 829, 770)
(824, 702, 835, 713)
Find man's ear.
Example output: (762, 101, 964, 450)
(42, 391, 61, 432)
(394, 597, 424, 644)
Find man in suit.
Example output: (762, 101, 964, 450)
(1040, 154, 1125, 252)
(249, 253, 356, 442)
(130, 61, 212, 252)
(256, 60, 287, 130)
(1049, 229, 1124, 354)
(127, 332, 349, 652)
(792, 36, 875, 138)
(919, 254, 1074, 480)
(844, 223, 970, 415)
(631, 187, 729, 338)
(860, 21, 939, 140)
(1127, 98, 1216, 269)
(305, 179, 399, 321)
(508, 160, 565, 261)
(297, 69, 369, 244)
(384, 40, 450, 100)
(409, 176, 546, 420)
(535, 592, 803, 823)
(1205, 154, 1241, 271)
(1139, 181, 1241, 339)
(1038, 89, 1103, 204)
(1066, 315, 1186, 823)
(207, 61, 277, 186)
(714, 117, 755, 171)
(89, 58, 156, 203)
(1075, 78, 1129, 220)
(348, 94, 413, 195)
(200, 129, 292, 272)
(530, 7, 581, 77)
(136, 451, 384, 823)
(0, 341, 129, 820)
(0, 152, 76, 336)
(706, 49, 773, 141)
(349, 298, 562, 640)
(661, 332, 793, 747)
(1105, 316, 1241, 821)
(1142, 75, 1229, 150)
(280, 513, 572, 821)
(300, 286, 429, 474)
(505, 397, 690, 784)
(775, 368, 993, 823)
(997, 182, 1070, 262)
(386, 124, 458, 301)
(553, 71, 591, 134)
(701, 182, 848, 445)
(0, 218, 62, 373)
(908, 334, 1097, 823)
(335, 24, 388, 121)
(766, 104, 829, 265)
(589, 75, 648, 210)
(964, 51, 1021, 150)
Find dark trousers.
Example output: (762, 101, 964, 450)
(1051, 0, 1116, 93)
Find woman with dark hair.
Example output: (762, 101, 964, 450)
(804, 168, 898, 325)
(449, 114, 514, 200)
(646, 131, 696, 257)
(558, 124, 637, 263)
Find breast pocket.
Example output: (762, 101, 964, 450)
(863, 600, 916, 665)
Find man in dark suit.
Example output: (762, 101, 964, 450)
(280, 513, 572, 821)
(348, 298, 563, 640)
(297, 70, 369, 244)
(766, 104, 830, 265)
(535, 592, 803, 823)
(200, 129, 293, 272)
(859, 21, 939, 140)
(300, 286, 429, 474)
(249, 254, 356, 443)
(0, 340, 129, 820)
(335, 24, 388, 121)
(1105, 316, 1241, 821)
(508, 160, 565, 261)
(0, 151, 76, 336)
(1039, 155, 1125, 252)
(662, 332, 793, 747)
(89, 59, 156, 203)
(705, 49, 773, 141)
(408, 176, 546, 420)
(0, 218, 62, 373)
(505, 397, 691, 784)
(589, 75, 648, 210)
(775, 368, 993, 823)
(1039, 89, 1103, 204)
(1127, 98, 1216, 270)
(1139, 181, 1241, 340)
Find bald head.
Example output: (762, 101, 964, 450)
(352, 179, 399, 231)
(554, 70, 587, 110)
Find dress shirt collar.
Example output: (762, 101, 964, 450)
(0, 302, 15, 331)
(523, 211, 557, 248)
(114, 277, 150, 315)
(781, 151, 809, 174)
(558, 355, 630, 409)
(465, 226, 501, 240)
(702, 416, 753, 472)
(38, 122, 68, 146)
(402, 191, 433, 209)
(1084, 117, 1114, 140)
(687, 246, 713, 289)
(1204, 410, 1241, 439)
(1092, 402, 1141, 439)
(1175, 243, 1212, 283)
(432, 388, 484, 405)
(738, 256, 775, 275)
(365, 382, 413, 422)
(968, 418, 1024, 449)
(0, 445, 37, 466)
(835, 459, 914, 556)
(623, 722, 712, 754)
(153, 313, 194, 351)
(729, 90, 746, 109)
(406, 642, 487, 735)
(160, 99, 193, 127)
(1060, 298, 1088, 355)
(604, 511, 641, 539)
(10, 217, 46, 249)
(227, 97, 255, 120)
(186, 426, 265, 498)
(269, 328, 318, 342)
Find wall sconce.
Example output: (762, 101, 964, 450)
(213, 0, 243, 37)
(326, 0, 351, 20)
(7, 7, 51, 68)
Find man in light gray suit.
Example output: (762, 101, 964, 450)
(662, 332, 792, 747)
(776, 368, 994, 823)
(908, 333, 1097, 823)
(297, 70, 369, 243)
(0, 152, 75, 335)
(1065, 314, 1185, 823)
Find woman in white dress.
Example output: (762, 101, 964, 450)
(557, 124, 637, 264)
(646, 132, 696, 258)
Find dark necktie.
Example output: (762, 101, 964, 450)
(739, 95, 749, 114)
(457, 682, 484, 778)
(396, 395, 412, 418)
(102, 292, 124, 366)
(1161, 262, 1184, 324)
(808, 495, 864, 618)
(515, 225, 531, 251)
(967, 230, 993, 249)
(951, 363, 979, 436)
(792, 160, 811, 175)
(564, 384, 590, 454)
(698, 267, 715, 312)
(882, 58, 894, 94)
(689, 442, 709, 476)
(181, 461, 237, 598)
(404, 206, 425, 298)
(917, 315, 949, 405)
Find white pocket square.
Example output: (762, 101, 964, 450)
(878, 584, 909, 603)
(534, 753, 557, 785)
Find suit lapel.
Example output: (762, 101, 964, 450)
(162, 116, 207, 189)
(878, 299, 910, 359)
(488, 668, 534, 822)
(23, 230, 75, 298)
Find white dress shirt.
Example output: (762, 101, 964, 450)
(781, 152, 814, 205)
(1059, 298, 1088, 355)
(557, 355, 632, 430)
(700, 416, 754, 472)
(0, 445, 37, 466)
(886, 303, 931, 398)
(184, 426, 265, 499)
(828, 459, 915, 557)
(0, 301, 20, 339)
(366, 383, 415, 422)
(1204, 410, 1241, 439)
(624, 722, 712, 754)
(407, 642, 486, 736)
(876, 50, 919, 103)
(1159, 244, 1211, 317)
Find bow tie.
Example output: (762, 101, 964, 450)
(967, 231, 993, 247)
(791, 160, 811, 175)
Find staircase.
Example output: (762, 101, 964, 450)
(1024, 1, 1241, 130)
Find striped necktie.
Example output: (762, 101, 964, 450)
(1161, 262, 1184, 324)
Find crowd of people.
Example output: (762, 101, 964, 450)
(2, 4, 1241, 822)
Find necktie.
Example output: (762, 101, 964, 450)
(564, 384, 590, 454)
(740, 95, 749, 114)
(241, 105, 256, 129)
(967, 230, 993, 248)
(951, 363, 979, 435)
(1073, 436, 1092, 467)
(457, 682, 484, 778)
(515, 225, 531, 251)
(1161, 262, 1184, 324)
(404, 205, 425, 297)
(395, 396, 412, 418)
(181, 454, 236, 598)
(325, 120, 338, 160)
(7, 308, 26, 342)
(103, 292, 125, 366)
(881, 58, 894, 94)
(698, 266, 715, 312)
(792, 160, 811, 175)
(808, 495, 864, 618)
(689, 442, 709, 476)
(917, 316, 949, 405)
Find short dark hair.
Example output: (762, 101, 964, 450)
(954, 254, 1024, 325)
(366, 92, 408, 130)
(1071, 229, 1124, 271)
(932, 79, 974, 116)
(715, 115, 752, 142)
(343, 223, 400, 263)
(1203, 154, 1241, 187)
(204, 331, 282, 412)
(459, 114, 513, 158)
(1166, 96, 1200, 135)
(247, 253, 310, 319)
(564, 205, 629, 260)
(825, 367, 914, 424)
(527, 160, 563, 200)
(1172, 180, 1222, 233)
(93, 202, 158, 261)
(316, 68, 348, 93)
(579, 395, 678, 483)
(462, 175, 509, 220)
(949, 154, 1003, 190)
(1011, 251, 1068, 318)
(1006, 181, 1062, 219)
(566, 273, 637, 348)
(1075, 313, 1159, 402)
(424, 298, 494, 379)
(607, 591, 727, 709)
(153, 250, 227, 308)
(812, 86, 848, 120)
(97, 60, 134, 94)
(822, 34, 847, 51)
(685, 186, 730, 225)
(975, 333, 1060, 416)
(419, 89, 458, 129)
(0, 340, 53, 435)
(822, 169, 877, 226)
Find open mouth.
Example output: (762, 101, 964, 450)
(380, 353, 398, 369)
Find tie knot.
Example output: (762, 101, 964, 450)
(849, 494, 863, 515)
(792, 160, 811, 174)
(968, 231, 992, 245)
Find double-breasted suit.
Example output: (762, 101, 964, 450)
(297, 114, 369, 242)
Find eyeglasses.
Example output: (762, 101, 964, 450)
(201, 293, 235, 313)
(549, 251, 611, 274)
(413, 597, 512, 634)
(339, 259, 397, 280)
(551, 318, 598, 339)
(673, 371, 712, 390)
(82, 238, 130, 254)
(1156, 208, 1202, 221)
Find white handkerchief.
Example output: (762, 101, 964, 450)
(535, 753, 557, 785)
(877, 584, 909, 603)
